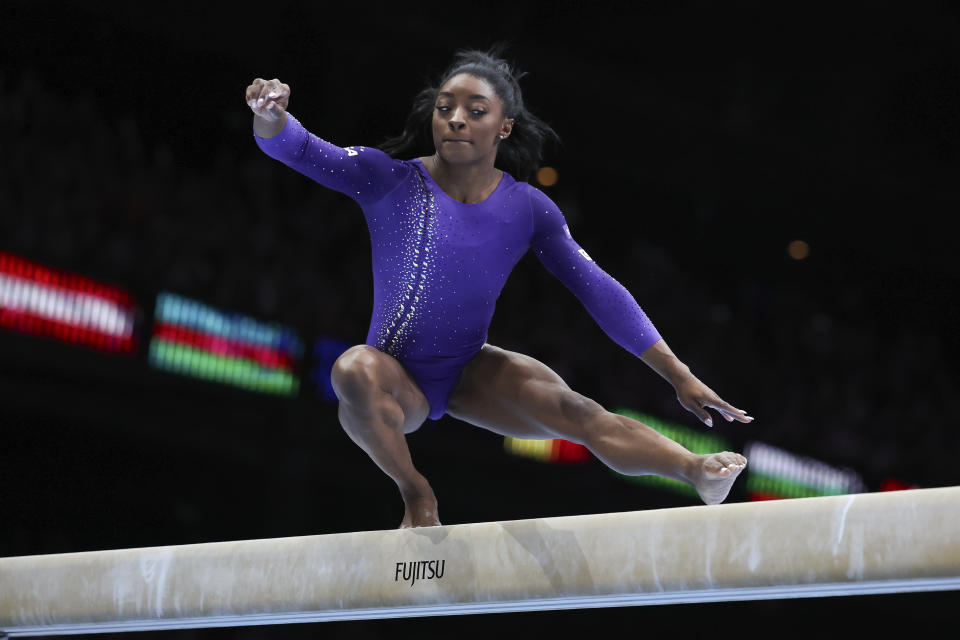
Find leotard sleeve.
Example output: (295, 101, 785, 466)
(528, 187, 662, 357)
(253, 112, 409, 207)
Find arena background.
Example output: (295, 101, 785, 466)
(1, 0, 957, 636)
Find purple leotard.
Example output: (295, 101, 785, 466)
(254, 113, 661, 419)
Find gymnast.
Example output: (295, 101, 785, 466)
(246, 47, 752, 528)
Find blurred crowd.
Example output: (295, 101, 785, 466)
(2, 67, 956, 489)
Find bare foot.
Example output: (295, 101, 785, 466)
(399, 493, 441, 529)
(691, 452, 747, 505)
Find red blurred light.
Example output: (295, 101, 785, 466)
(749, 492, 783, 501)
(880, 478, 919, 492)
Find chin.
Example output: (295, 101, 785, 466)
(436, 149, 474, 163)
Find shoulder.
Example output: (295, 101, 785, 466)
(526, 183, 559, 209)
(501, 177, 558, 212)
(517, 182, 564, 231)
(348, 145, 416, 184)
(508, 181, 568, 242)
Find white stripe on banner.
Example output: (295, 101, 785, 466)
(0, 273, 134, 338)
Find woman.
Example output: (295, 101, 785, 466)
(246, 48, 752, 528)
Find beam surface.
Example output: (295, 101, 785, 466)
(2, 487, 959, 636)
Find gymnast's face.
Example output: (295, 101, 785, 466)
(432, 73, 514, 164)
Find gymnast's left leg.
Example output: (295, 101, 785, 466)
(447, 344, 746, 505)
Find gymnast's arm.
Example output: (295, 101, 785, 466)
(528, 188, 753, 427)
(245, 77, 408, 207)
(527, 188, 667, 361)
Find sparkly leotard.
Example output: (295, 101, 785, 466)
(254, 113, 662, 420)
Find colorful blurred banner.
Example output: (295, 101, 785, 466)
(504, 436, 592, 464)
(148, 292, 303, 396)
(0, 250, 136, 353)
(744, 441, 866, 500)
(610, 407, 731, 498)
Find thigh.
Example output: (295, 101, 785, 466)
(331, 345, 430, 434)
(447, 344, 606, 442)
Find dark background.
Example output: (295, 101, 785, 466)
(1, 0, 957, 636)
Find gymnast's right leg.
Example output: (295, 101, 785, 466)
(330, 345, 438, 528)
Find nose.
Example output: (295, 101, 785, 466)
(448, 106, 467, 130)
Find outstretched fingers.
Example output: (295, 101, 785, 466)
(675, 378, 753, 428)
(690, 402, 752, 428)
(703, 398, 754, 425)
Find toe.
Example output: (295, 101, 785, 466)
(703, 456, 723, 474)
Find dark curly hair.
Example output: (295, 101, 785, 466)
(379, 44, 561, 183)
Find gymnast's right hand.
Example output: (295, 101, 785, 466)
(245, 77, 289, 122)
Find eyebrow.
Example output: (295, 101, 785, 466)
(438, 91, 490, 101)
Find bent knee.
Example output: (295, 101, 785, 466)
(331, 345, 383, 400)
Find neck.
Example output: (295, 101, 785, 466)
(424, 153, 502, 204)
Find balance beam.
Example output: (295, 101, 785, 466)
(2, 487, 958, 636)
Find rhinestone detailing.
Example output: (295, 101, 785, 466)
(379, 170, 438, 357)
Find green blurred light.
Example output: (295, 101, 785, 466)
(148, 337, 297, 396)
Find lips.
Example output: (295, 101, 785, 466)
(444, 139, 472, 144)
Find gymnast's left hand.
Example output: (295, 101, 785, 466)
(673, 375, 753, 428)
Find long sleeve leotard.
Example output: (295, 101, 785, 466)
(254, 113, 662, 419)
